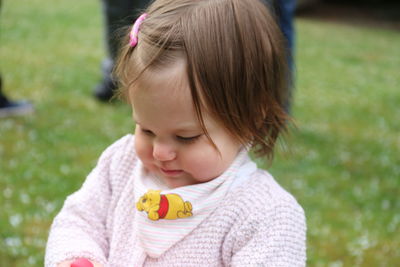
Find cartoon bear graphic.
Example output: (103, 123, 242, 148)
(136, 189, 193, 221)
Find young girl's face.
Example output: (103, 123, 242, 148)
(130, 60, 241, 188)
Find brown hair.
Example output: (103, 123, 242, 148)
(115, 0, 289, 160)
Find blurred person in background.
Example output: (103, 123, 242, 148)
(0, 0, 33, 117)
(93, 0, 150, 102)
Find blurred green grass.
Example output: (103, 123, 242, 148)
(1, 0, 399, 266)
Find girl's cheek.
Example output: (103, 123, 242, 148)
(135, 136, 153, 161)
(184, 152, 221, 180)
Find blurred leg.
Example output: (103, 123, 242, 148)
(0, 75, 10, 107)
(1, 2, 34, 116)
(0, 75, 34, 117)
(94, 0, 150, 102)
(275, 0, 296, 113)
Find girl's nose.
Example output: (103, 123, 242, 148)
(152, 141, 176, 161)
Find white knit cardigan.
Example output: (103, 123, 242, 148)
(45, 135, 306, 267)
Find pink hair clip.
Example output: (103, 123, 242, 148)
(129, 13, 148, 47)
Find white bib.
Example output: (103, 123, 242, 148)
(133, 149, 257, 258)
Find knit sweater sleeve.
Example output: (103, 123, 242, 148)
(45, 135, 134, 267)
(228, 175, 306, 267)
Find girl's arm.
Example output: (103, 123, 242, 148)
(45, 157, 112, 266)
(45, 135, 133, 267)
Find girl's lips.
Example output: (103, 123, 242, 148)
(160, 168, 183, 176)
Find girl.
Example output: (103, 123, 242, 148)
(45, 0, 306, 266)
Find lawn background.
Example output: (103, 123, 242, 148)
(1, 0, 399, 266)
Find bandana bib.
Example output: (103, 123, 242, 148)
(133, 149, 257, 258)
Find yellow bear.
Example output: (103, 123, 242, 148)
(136, 189, 193, 221)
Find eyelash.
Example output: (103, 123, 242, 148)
(141, 129, 201, 144)
(141, 129, 154, 136)
(176, 135, 201, 144)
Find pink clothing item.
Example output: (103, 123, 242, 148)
(45, 135, 306, 266)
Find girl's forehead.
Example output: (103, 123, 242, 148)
(130, 59, 190, 100)
(129, 60, 197, 119)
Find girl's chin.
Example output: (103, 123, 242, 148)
(161, 175, 196, 189)
(160, 168, 184, 177)
(164, 180, 191, 189)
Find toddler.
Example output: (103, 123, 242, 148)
(45, 0, 306, 266)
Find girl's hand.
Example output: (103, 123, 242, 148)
(56, 258, 104, 267)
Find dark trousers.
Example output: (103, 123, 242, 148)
(99, 0, 150, 82)
(0, 75, 11, 107)
(273, 0, 296, 112)
(0, 0, 8, 107)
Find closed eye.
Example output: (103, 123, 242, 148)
(176, 134, 202, 144)
(141, 128, 154, 136)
